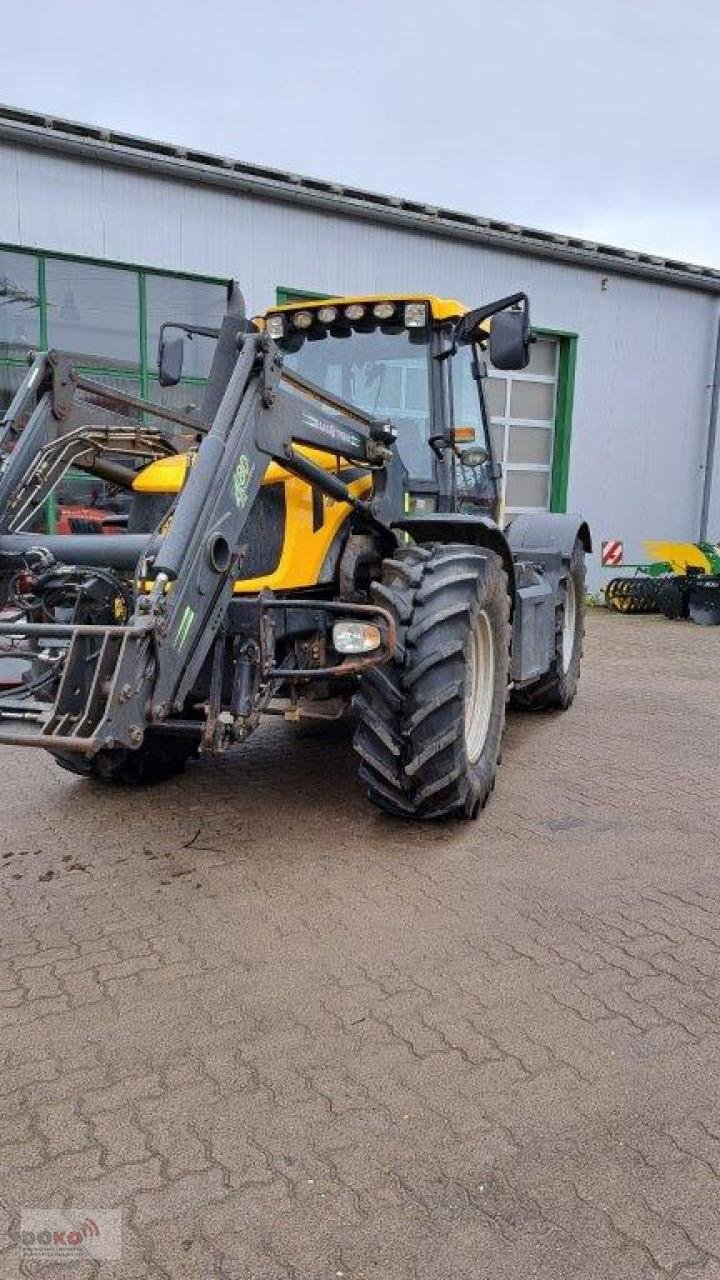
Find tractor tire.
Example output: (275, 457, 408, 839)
(52, 735, 197, 786)
(354, 542, 510, 820)
(510, 537, 586, 712)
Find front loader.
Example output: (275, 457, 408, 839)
(0, 284, 590, 819)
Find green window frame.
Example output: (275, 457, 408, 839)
(1, 243, 232, 531)
(533, 327, 578, 515)
(275, 285, 330, 306)
(1, 241, 231, 398)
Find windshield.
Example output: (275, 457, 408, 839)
(278, 327, 434, 480)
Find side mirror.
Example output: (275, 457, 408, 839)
(158, 334, 184, 387)
(452, 291, 532, 370)
(488, 308, 530, 371)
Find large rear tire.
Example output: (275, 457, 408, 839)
(510, 537, 586, 711)
(354, 543, 510, 820)
(52, 735, 197, 785)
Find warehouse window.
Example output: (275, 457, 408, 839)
(0, 249, 41, 357)
(0, 243, 230, 415)
(46, 258, 140, 368)
(0, 242, 231, 528)
(146, 275, 228, 380)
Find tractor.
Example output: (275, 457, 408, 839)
(0, 285, 590, 819)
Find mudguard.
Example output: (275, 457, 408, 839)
(393, 511, 590, 683)
(504, 511, 592, 561)
(392, 513, 516, 598)
(502, 513, 590, 684)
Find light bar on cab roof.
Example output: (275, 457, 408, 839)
(267, 298, 431, 336)
(404, 302, 427, 327)
(292, 310, 313, 330)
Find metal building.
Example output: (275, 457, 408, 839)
(1, 103, 719, 586)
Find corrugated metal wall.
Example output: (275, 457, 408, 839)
(2, 138, 718, 583)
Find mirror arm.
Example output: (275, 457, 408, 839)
(158, 320, 221, 346)
(468, 291, 528, 326)
(428, 434, 449, 460)
(453, 291, 531, 349)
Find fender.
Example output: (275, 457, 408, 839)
(504, 511, 591, 562)
(392, 513, 516, 600)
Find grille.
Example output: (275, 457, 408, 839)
(238, 483, 286, 579)
(128, 482, 286, 580)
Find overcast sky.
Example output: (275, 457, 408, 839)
(3, 0, 720, 266)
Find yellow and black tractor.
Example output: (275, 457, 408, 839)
(0, 284, 590, 819)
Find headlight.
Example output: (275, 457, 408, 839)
(404, 302, 427, 328)
(317, 305, 338, 324)
(293, 310, 313, 330)
(266, 314, 284, 339)
(332, 620, 382, 654)
(344, 304, 365, 322)
(373, 301, 396, 320)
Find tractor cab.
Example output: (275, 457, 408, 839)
(260, 293, 530, 521)
(137, 291, 532, 595)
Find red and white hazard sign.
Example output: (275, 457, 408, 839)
(601, 540, 624, 567)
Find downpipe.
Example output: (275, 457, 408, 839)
(700, 307, 720, 541)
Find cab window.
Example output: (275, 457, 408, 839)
(451, 344, 497, 512)
(280, 327, 434, 481)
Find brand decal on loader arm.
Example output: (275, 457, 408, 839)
(301, 410, 359, 452)
(233, 456, 254, 508)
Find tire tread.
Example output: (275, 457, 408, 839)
(354, 542, 510, 820)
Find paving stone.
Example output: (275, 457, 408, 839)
(0, 613, 719, 1278)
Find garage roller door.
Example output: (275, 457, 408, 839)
(484, 337, 559, 514)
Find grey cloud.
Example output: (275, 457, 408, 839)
(3, 0, 719, 264)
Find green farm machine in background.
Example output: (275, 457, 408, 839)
(605, 540, 720, 625)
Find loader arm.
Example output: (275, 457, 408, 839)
(0, 331, 401, 754)
(144, 331, 400, 716)
(0, 355, 180, 534)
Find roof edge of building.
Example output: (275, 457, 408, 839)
(2, 103, 720, 295)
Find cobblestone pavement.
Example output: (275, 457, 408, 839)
(1, 611, 720, 1279)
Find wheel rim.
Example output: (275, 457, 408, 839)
(464, 610, 495, 765)
(562, 576, 577, 673)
